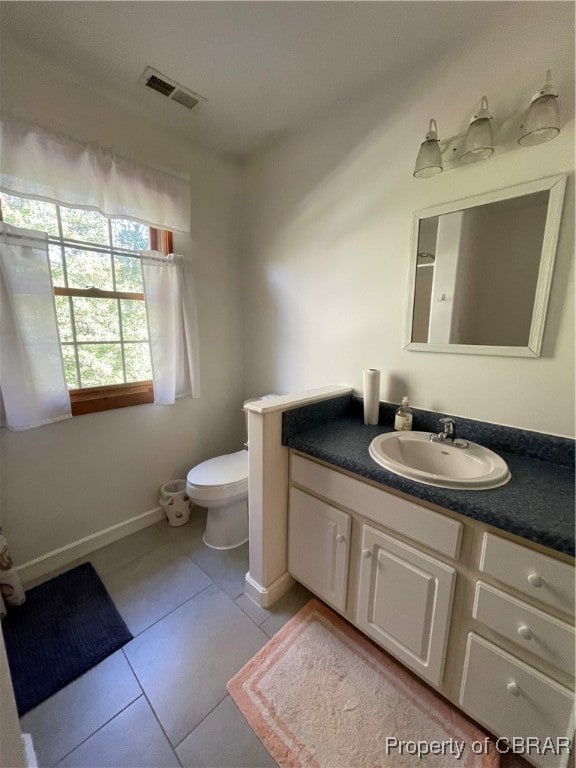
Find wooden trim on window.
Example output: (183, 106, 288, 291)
(54, 286, 144, 301)
(69, 381, 154, 416)
(150, 228, 173, 255)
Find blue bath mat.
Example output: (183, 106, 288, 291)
(2, 562, 132, 716)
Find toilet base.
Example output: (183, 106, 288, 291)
(203, 498, 248, 550)
(203, 532, 249, 551)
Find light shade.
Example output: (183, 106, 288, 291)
(413, 120, 442, 178)
(460, 97, 494, 163)
(519, 71, 560, 146)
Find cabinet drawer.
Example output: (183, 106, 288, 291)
(480, 533, 574, 616)
(460, 634, 574, 768)
(291, 454, 462, 559)
(473, 581, 575, 676)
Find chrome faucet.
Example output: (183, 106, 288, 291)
(430, 417, 456, 443)
(430, 418, 469, 448)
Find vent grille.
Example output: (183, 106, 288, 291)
(139, 67, 206, 112)
(145, 74, 175, 97)
(170, 90, 200, 111)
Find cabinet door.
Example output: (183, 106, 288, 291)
(288, 487, 351, 611)
(357, 525, 456, 686)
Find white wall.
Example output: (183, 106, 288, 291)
(0, 39, 246, 565)
(241, 3, 575, 437)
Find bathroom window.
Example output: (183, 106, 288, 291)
(2, 193, 172, 415)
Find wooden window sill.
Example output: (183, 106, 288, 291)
(70, 381, 154, 416)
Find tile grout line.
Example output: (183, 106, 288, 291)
(96, 535, 200, 580)
(125, 581, 215, 639)
(121, 649, 185, 768)
(172, 691, 231, 752)
(50, 694, 145, 768)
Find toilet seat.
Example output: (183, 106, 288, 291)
(186, 450, 248, 502)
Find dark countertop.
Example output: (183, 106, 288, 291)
(282, 397, 575, 558)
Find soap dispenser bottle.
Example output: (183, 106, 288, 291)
(394, 396, 413, 431)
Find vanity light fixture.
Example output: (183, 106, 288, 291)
(518, 70, 560, 146)
(413, 69, 561, 178)
(460, 96, 494, 163)
(413, 119, 443, 178)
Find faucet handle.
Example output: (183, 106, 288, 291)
(438, 417, 455, 435)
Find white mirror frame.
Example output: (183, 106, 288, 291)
(403, 174, 567, 357)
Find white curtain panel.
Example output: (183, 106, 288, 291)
(0, 118, 191, 234)
(141, 252, 201, 404)
(0, 223, 72, 430)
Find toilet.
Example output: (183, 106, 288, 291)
(186, 450, 249, 549)
(186, 395, 277, 549)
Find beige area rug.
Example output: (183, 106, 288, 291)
(228, 599, 499, 768)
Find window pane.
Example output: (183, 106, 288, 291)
(2, 193, 59, 236)
(65, 248, 113, 291)
(111, 219, 150, 250)
(60, 207, 109, 245)
(124, 342, 152, 382)
(120, 300, 148, 341)
(49, 244, 65, 286)
(114, 255, 143, 292)
(61, 346, 79, 389)
(55, 296, 74, 342)
(77, 344, 124, 387)
(73, 297, 120, 342)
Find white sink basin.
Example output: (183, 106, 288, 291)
(369, 431, 511, 490)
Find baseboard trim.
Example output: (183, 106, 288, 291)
(245, 570, 294, 609)
(16, 507, 165, 585)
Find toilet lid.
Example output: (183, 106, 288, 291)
(187, 450, 248, 488)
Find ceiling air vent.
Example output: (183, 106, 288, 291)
(139, 67, 206, 111)
(171, 90, 200, 111)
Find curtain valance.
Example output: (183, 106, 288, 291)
(0, 119, 191, 234)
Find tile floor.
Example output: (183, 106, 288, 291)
(19, 509, 312, 768)
(18, 510, 528, 768)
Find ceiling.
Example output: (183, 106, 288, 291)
(0, 2, 557, 156)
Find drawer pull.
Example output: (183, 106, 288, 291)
(527, 572, 543, 588)
(506, 681, 521, 696)
(336, 534, 345, 543)
(517, 625, 533, 641)
(362, 549, 372, 559)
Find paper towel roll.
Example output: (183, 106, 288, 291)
(363, 369, 380, 425)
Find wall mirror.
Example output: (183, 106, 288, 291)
(404, 174, 567, 357)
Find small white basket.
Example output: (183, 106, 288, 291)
(159, 479, 190, 527)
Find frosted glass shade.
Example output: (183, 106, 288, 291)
(518, 94, 560, 146)
(460, 118, 494, 163)
(413, 140, 442, 178)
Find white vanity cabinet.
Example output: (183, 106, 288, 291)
(286, 450, 575, 768)
(288, 453, 462, 685)
(356, 525, 456, 686)
(288, 486, 351, 611)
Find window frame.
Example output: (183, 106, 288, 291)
(67, 227, 173, 415)
(0, 194, 173, 416)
